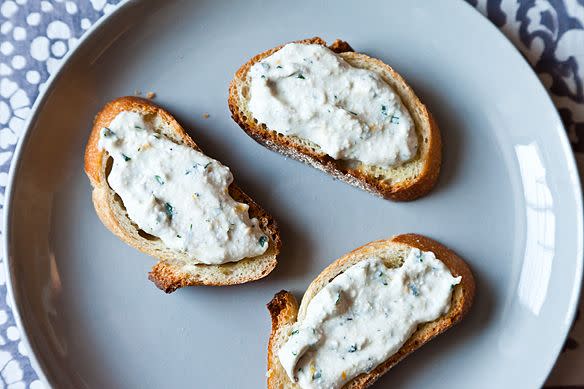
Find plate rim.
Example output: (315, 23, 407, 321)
(1, 1, 137, 386)
(2, 1, 582, 387)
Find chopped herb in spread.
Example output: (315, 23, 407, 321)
(390, 114, 400, 124)
(176, 234, 181, 238)
(349, 111, 358, 116)
(381, 105, 387, 115)
(154, 175, 164, 185)
(259, 235, 268, 247)
(134, 125, 142, 130)
(122, 153, 131, 161)
(276, 65, 283, 69)
(297, 73, 305, 79)
(102, 127, 115, 137)
(312, 370, 322, 380)
(204, 162, 212, 169)
(409, 283, 420, 296)
(164, 202, 174, 219)
(348, 344, 357, 353)
(291, 329, 299, 335)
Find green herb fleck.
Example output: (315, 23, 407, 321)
(185, 170, 190, 175)
(297, 73, 305, 79)
(451, 284, 455, 290)
(102, 127, 115, 137)
(153, 133, 161, 139)
(261, 62, 270, 71)
(122, 153, 131, 161)
(134, 125, 142, 130)
(164, 202, 174, 219)
(259, 235, 268, 247)
(292, 351, 297, 356)
(381, 105, 387, 116)
(298, 367, 303, 373)
(204, 162, 212, 169)
(261, 75, 266, 79)
(348, 344, 357, 353)
(409, 283, 420, 296)
(349, 111, 358, 116)
(291, 329, 299, 335)
(154, 175, 164, 185)
(335, 293, 341, 305)
(190, 224, 193, 230)
(390, 114, 400, 124)
(176, 234, 181, 238)
(312, 371, 322, 380)
(346, 317, 353, 321)
(276, 65, 283, 69)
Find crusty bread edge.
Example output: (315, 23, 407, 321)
(266, 233, 475, 389)
(84, 96, 281, 291)
(228, 37, 441, 201)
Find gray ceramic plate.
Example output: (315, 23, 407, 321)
(4, 0, 583, 388)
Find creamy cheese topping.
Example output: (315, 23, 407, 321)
(248, 43, 418, 168)
(278, 248, 461, 389)
(98, 111, 268, 265)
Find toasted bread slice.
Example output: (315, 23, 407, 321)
(84, 96, 281, 292)
(266, 234, 475, 388)
(229, 37, 441, 201)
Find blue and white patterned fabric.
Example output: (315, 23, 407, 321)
(0, 1, 583, 387)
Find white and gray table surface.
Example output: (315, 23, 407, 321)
(0, 0, 583, 387)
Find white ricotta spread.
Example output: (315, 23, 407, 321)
(278, 248, 461, 389)
(248, 43, 418, 168)
(98, 111, 268, 265)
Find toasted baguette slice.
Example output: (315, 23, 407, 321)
(84, 96, 281, 292)
(229, 37, 441, 201)
(266, 234, 475, 388)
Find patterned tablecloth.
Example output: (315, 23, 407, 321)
(0, 0, 583, 387)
